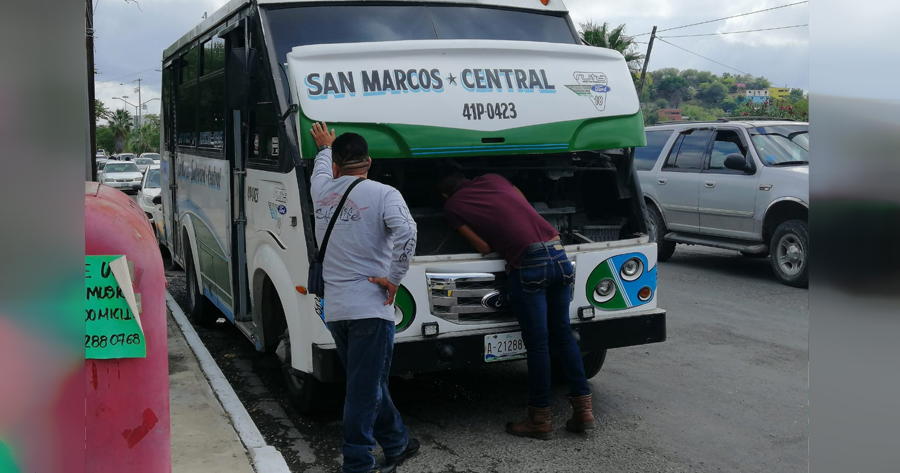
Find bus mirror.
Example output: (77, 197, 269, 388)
(227, 47, 259, 110)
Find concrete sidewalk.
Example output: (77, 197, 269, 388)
(168, 312, 256, 473)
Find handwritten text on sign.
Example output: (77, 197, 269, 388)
(85, 255, 146, 359)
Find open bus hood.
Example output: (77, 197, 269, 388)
(286, 40, 645, 159)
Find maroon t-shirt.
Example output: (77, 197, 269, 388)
(444, 174, 559, 270)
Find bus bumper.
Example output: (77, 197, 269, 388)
(310, 308, 666, 383)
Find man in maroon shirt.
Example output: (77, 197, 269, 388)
(438, 170, 595, 440)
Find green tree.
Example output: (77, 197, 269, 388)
(720, 98, 739, 113)
(108, 108, 133, 154)
(128, 124, 157, 155)
(722, 77, 737, 92)
(747, 77, 771, 90)
(142, 113, 160, 130)
(699, 81, 729, 107)
(96, 125, 116, 154)
(656, 75, 690, 108)
(95, 100, 110, 122)
(789, 88, 806, 103)
(681, 104, 725, 121)
(580, 21, 645, 74)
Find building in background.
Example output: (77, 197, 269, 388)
(769, 87, 790, 104)
(746, 89, 769, 104)
(658, 109, 682, 122)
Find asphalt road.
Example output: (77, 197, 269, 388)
(164, 245, 808, 473)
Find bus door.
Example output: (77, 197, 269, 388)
(224, 21, 252, 324)
(162, 63, 180, 258)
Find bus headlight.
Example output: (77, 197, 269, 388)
(593, 278, 616, 303)
(620, 257, 644, 281)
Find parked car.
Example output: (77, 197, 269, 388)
(137, 165, 162, 236)
(637, 120, 808, 287)
(134, 157, 155, 174)
(95, 158, 110, 179)
(139, 152, 161, 164)
(99, 161, 143, 194)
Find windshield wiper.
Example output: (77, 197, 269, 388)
(771, 161, 809, 166)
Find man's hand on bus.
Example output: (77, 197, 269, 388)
(367, 277, 398, 306)
(310, 122, 336, 148)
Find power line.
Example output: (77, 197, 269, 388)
(656, 38, 750, 75)
(96, 67, 159, 84)
(634, 1, 809, 37)
(660, 24, 808, 38)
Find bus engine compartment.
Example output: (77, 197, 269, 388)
(366, 149, 648, 258)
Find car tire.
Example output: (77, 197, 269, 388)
(648, 205, 676, 262)
(769, 220, 808, 288)
(184, 246, 218, 326)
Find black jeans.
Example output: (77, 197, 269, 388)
(508, 243, 591, 408)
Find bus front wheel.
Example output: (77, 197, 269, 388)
(279, 331, 329, 414)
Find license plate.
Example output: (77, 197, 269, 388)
(484, 332, 527, 363)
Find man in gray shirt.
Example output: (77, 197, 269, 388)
(310, 122, 419, 473)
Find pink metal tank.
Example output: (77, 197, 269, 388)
(84, 182, 170, 472)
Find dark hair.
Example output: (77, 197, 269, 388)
(437, 170, 467, 197)
(332, 133, 369, 167)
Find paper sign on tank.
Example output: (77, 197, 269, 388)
(85, 255, 147, 359)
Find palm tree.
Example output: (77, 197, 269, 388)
(108, 109, 133, 154)
(129, 124, 156, 156)
(580, 21, 645, 76)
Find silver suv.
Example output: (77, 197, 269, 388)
(637, 120, 808, 287)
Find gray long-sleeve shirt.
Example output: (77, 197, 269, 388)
(310, 149, 417, 323)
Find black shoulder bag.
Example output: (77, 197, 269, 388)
(308, 178, 364, 297)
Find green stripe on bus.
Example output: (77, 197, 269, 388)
(298, 112, 646, 160)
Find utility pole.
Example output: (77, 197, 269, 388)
(87, 0, 97, 180)
(134, 78, 143, 128)
(638, 26, 657, 98)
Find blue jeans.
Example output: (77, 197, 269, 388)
(508, 242, 591, 408)
(329, 318, 409, 473)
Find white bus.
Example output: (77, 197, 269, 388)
(159, 0, 666, 411)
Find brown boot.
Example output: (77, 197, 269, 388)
(505, 406, 553, 440)
(565, 394, 596, 432)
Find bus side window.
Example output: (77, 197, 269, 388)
(177, 46, 200, 149)
(247, 28, 279, 168)
(198, 36, 226, 156)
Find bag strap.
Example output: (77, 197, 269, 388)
(317, 177, 364, 263)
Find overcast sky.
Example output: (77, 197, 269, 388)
(94, 0, 809, 119)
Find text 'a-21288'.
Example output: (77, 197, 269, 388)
(463, 102, 518, 121)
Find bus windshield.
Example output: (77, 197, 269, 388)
(265, 5, 577, 62)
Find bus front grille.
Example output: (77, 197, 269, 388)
(426, 272, 515, 324)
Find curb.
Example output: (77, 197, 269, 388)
(166, 292, 292, 473)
